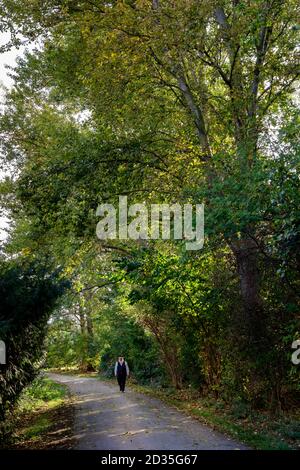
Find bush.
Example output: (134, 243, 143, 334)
(0, 259, 67, 437)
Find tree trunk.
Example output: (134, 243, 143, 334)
(142, 317, 183, 389)
(230, 238, 265, 347)
(79, 306, 86, 335)
(163, 348, 183, 389)
(86, 311, 94, 339)
(85, 310, 95, 372)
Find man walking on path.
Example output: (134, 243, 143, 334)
(114, 356, 129, 392)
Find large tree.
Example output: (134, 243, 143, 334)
(0, 0, 299, 405)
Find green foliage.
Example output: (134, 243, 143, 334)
(0, 0, 299, 424)
(0, 257, 68, 433)
(20, 376, 68, 410)
(46, 299, 164, 385)
(0, 375, 69, 448)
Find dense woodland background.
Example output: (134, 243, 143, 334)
(0, 0, 299, 436)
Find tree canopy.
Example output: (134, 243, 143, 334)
(0, 0, 299, 422)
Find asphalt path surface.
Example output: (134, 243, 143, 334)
(48, 373, 248, 450)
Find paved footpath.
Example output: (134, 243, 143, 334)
(48, 373, 248, 450)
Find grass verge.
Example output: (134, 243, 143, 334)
(2, 375, 75, 449)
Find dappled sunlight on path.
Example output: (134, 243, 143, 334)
(47, 373, 248, 450)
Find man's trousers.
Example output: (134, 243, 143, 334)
(117, 375, 126, 392)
